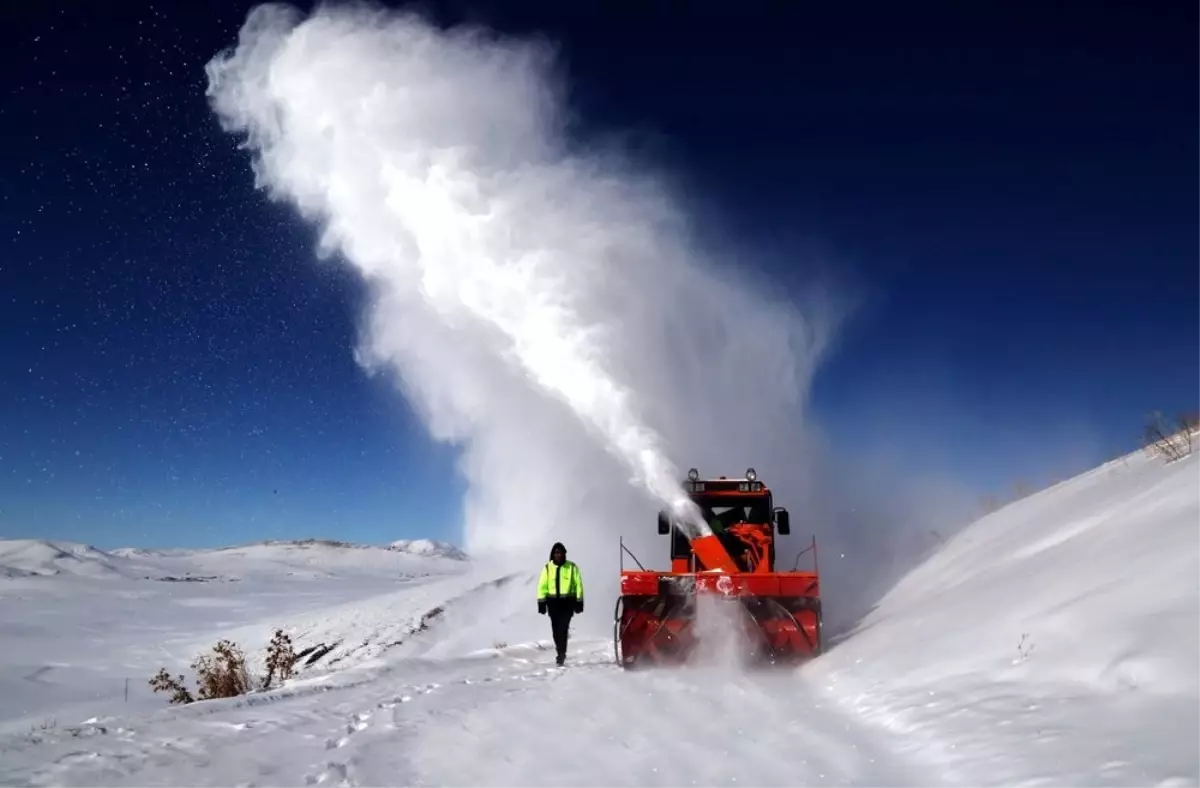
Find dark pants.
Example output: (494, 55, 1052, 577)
(546, 598, 575, 660)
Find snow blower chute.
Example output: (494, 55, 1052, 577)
(614, 468, 822, 668)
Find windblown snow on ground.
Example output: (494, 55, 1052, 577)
(0, 449, 1196, 786)
(0, 539, 473, 736)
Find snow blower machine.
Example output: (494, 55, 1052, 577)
(614, 468, 822, 668)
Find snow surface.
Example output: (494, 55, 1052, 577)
(0, 450, 1196, 786)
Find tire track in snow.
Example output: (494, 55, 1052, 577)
(324, 641, 938, 787)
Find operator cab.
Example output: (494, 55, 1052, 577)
(658, 468, 791, 572)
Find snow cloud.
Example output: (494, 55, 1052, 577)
(204, 2, 934, 632)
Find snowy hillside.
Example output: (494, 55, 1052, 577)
(0, 538, 467, 583)
(0, 538, 475, 737)
(0, 540, 129, 579)
(388, 538, 469, 561)
(805, 447, 1199, 785)
(0, 448, 1195, 786)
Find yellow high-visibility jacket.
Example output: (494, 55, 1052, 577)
(537, 560, 583, 602)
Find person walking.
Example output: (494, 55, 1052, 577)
(537, 541, 583, 666)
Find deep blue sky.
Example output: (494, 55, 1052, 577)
(2, 0, 1195, 549)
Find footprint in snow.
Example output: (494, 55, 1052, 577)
(305, 760, 351, 787)
(321, 707, 376, 753)
(376, 691, 418, 709)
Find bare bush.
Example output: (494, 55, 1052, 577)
(1144, 410, 1194, 462)
(149, 668, 195, 705)
(1180, 411, 1199, 449)
(1013, 632, 1035, 664)
(193, 639, 251, 700)
(149, 629, 308, 706)
(150, 639, 250, 705)
(262, 628, 297, 689)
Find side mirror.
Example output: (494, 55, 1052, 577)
(773, 507, 790, 535)
(657, 511, 671, 535)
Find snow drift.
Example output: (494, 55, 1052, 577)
(807, 448, 1199, 785)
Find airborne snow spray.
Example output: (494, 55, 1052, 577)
(205, 4, 832, 577)
(202, 4, 732, 544)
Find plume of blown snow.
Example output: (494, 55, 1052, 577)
(205, 3, 858, 632)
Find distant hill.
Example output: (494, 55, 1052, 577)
(388, 538, 468, 561)
(0, 536, 469, 581)
(0, 539, 128, 579)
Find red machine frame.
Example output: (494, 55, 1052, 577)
(613, 470, 823, 668)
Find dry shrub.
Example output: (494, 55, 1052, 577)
(193, 639, 251, 700)
(149, 668, 195, 705)
(1179, 411, 1199, 453)
(262, 629, 297, 689)
(1143, 410, 1195, 462)
(151, 629, 304, 706)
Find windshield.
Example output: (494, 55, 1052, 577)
(689, 494, 771, 530)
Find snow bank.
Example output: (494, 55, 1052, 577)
(808, 449, 1200, 785)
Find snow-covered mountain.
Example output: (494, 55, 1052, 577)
(0, 446, 1194, 786)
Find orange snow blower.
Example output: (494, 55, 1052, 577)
(614, 468, 822, 669)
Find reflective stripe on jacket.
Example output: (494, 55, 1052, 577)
(537, 560, 583, 602)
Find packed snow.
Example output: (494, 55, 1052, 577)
(0, 448, 1195, 786)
